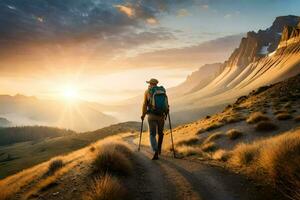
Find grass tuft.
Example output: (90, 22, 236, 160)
(275, 113, 293, 120)
(204, 132, 223, 143)
(176, 137, 199, 146)
(176, 146, 202, 156)
(212, 150, 230, 162)
(246, 112, 269, 124)
(226, 129, 243, 140)
(48, 159, 64, 175)
(230, 143, 261, 166)
(92, 147, 133, 176)
(201, 142, 217, 152)
(255, 121, 278, 132)
(83, 175, 127, 200)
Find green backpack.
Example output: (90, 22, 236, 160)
(148, 86, 169, 116)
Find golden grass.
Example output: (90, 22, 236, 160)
(83, 175, 127, 200)
(229, 129, 300, 200)
(204, 132, 223, 143)
(275, 113, 293, 120)
(255, 121, 278, 132)
(47, 159, 64, 175)
(201, 142, 217, 152)
(212, 150, 230, 161)
(246, 112, 269, 124)
(229, 143, 261, 166)
(226, 129, 243, 140)
(176, 145, 202, 156)
(176, 137, 199, 146)
(92, 144, 133, 176)
(0, 135, 130, 200)
(197, 121, 224, 134)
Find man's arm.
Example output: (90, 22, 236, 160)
(141, 90, 148, 120)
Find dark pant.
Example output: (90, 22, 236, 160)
(148, 115, 165, 152)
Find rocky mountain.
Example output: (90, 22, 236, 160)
(168, 63, 223, 97)
(0, 95, 117, 132)
(169, 15, 300, 123)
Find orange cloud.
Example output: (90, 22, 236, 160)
(114, 5, 135, 18)
(146, 17, 158, 25)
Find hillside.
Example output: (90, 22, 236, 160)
(0, 121, 142, 179)
(0, 95, 117, 131)
(1, 75, 299, 200)
(0, 118, 11, 127)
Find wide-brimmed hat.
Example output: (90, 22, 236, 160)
(146, 78, 159, 84)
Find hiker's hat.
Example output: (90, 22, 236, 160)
(146, 78, 159, 84)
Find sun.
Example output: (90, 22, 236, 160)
(62, 85, 79, 101)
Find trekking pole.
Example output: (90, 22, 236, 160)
(168, 113, 176, 158)
(138, 119, 144, 151)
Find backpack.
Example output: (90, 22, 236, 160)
(148, 86, 169, 116)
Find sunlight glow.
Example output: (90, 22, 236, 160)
(62, 85, 79, 102)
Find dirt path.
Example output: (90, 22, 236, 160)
(128, 142, 282, 200)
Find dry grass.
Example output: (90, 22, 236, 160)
(246, 112, 269, 124)
(275, 113, 293, 120)
(197, 121, 224, 134)
(176, 146, 202, 156)
(229, 130, 300, 200)
(226, 129, 243, 140)
(204, 132, 223, 143)
(176, 137, 199, 147)
(90, 146, 96, 152)
(83, 175, 127, 200)
(47, 159, 64, 175)
(92, 145, 133, 176)
(229, 143, 261, 166)
(201, 142, 217, 152)
(212, 150, 230, 161)
(255, 121, 278, 132)
(295, 115, 300, 122)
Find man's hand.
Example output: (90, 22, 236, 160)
(141, 115, 145, 121)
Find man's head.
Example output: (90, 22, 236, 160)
(146, 78, 159, 87)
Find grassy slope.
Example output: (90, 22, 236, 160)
(0, 121, 141, 179)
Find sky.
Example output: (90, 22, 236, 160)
(0, 0, 300, 103)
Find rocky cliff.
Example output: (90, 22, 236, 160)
(223, 15, 300, 69)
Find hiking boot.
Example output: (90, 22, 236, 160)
(152, 152, 159, 160)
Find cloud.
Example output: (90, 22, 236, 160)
(114, 5, 135, 18)
(201, 5, 209, 10)
(177, 9, 190, 17)
(117, 34, 244, 69)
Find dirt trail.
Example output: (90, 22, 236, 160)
(129, 142, 281, 200)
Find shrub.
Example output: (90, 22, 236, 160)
(176, 137, 199, 146)
(212, 150, 230, 161)
(92, 148, 133, 176)
(176, 146, 202, 156)
(205, 132, 223, 143)
(246, 112, 269, 124)
(202, 142, 217, 152)
(48, 159, 64, 175)
(226, 129, 243, 140)
(255, 121, 278, 132)
(295, 116, 300, 122)
(90, 146, 96, 152)
(229, 129, 300, 200)
(230, 143, 261, 166)
(258, 133, 300, 199)
(275, 113, 293, 120)
(83, 175, 127, 200)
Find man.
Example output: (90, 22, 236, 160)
(141, 78, 169, 160)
